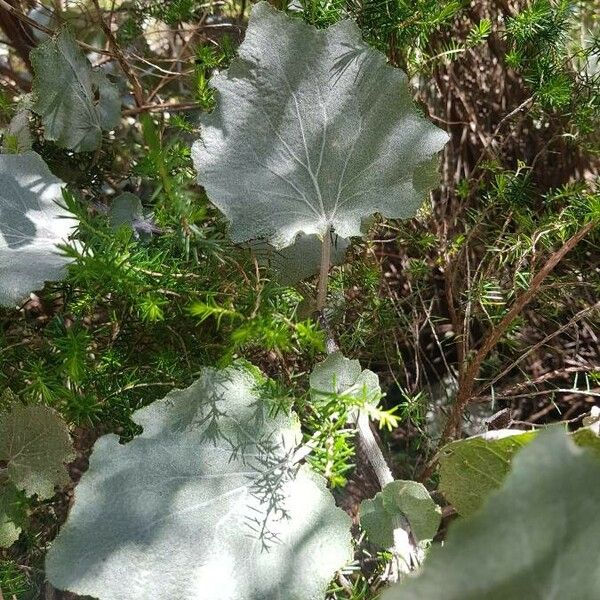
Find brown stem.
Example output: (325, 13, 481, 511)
(0, 0, 35, 69)
(443, 256, 463, 365)
(123, 101, 198, 116)
(0, 62, 31, 91)
(316, 226, 331, 312)
(91, 0, 145, 108)
(440, 219, 596, 444)
(0, 0, 110, 56)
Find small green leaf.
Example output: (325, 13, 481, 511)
(2, 109, 32, 154)
(309, 351, 380, 406)
(109, 192, 144, 230)
(359, 492, 392, 548)
(438, 430, 537, 516)
(310, 352, 362, 395)
(0, 484, 26, 548)
(384, 429, 600, 599)
(360, 480, 441, 548)
(31, 28, 120, 151)
(382, 481, 441, 542)
(0, 404, 75, 499)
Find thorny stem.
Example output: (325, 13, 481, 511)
(316, 231, 416, 579)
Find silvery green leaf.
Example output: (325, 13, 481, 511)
(382, 481, 441, 543)
(383, 429, 600, 600)
(2, 109, 32, 154)
(192, 2, 448, 249)
(109, 192, 162, 238)
(247, 233, 350, 284)
(0, 151, 75, 306)
(0, 484, 26, 548)
(0, 404, 75, 499)
(310, 351, 380, 406)
(109, 192, 144, 228)
(360, 480, 441, 548)
(359, 490, 391, 547)
(31, 28, 120, 152)
(46, 364, 352, 600)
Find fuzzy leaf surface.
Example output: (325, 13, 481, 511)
(439, 421, 600, 516)
(109, 192, 161, 238)
(247, 233, 350, 285)
(0, 152, 75, 305)
(382, 481, 440, 543)
(109, 192, 144, 229)
(2, 109, 32, 154)
(192, 2, 448, 249)
(46, 364, 352, 600)
(359, 492, 391, 547)
(31, 29, 120, 151)
(360, 480, 440, 548)
(309, 351, 380, 405)
(0, 484, 26, 548)
(0, 404, 75, 499)
(384, 429, 600, 599)
(439, 429, 537, 516)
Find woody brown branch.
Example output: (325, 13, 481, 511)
(90, 0, 145, 109)
(442, 219, 596, 443)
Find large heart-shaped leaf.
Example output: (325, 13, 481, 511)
(0, 152, 75, 306)
(0, 404, 75, 499)
(384, 429, 600, 599)
(46, 364, 352, 600)
(192, 2, 448, 249)
(31, 28, 120, 152)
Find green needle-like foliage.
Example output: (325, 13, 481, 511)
(0, 0, 599, 598)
